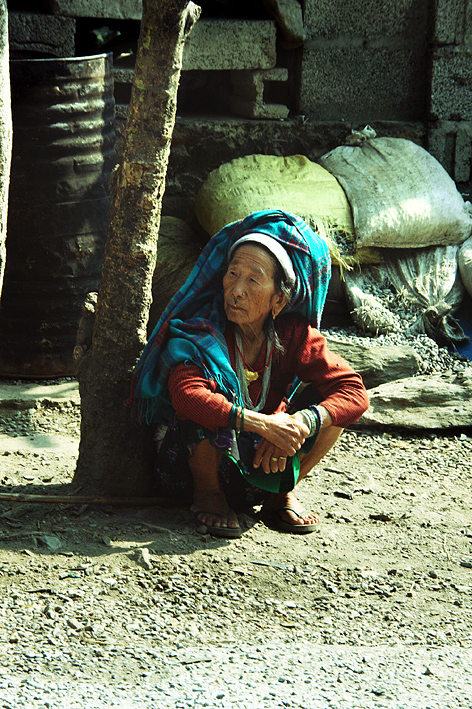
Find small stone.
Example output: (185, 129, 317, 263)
(66, 618, 83, 631)
(40, 535, 62, 551)
(131, 548, 153, 571)
(333, 489, 353, 500)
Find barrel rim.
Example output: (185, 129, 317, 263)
(10, 52, 112, 65)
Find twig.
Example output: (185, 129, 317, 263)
(443, 534, 451, 561)
(0, 493, 177, 507)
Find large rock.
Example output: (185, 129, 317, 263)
(357, 369, 472, 429)
(325, 338, 421, 390)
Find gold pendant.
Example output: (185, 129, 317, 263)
(245, 369, 259, 385)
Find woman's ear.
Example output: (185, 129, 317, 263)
(272, 292, 288, 319)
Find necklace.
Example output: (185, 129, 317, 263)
(234, 338, 272, 385)
(234, 328, 274, 412)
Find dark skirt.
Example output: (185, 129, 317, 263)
(153, 385, 321, 512)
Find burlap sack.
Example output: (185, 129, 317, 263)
(194, 154, 359, 266)
(319, 137, 472, 250)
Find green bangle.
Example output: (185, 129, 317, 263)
(240, 407, 244, 432)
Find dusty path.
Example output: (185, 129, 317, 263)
(0, 381, 471, 707)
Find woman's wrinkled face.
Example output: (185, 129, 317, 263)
(223, 244, 287, 334)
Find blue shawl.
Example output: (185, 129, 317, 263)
(130, 210, 331, 424)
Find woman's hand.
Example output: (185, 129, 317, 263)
(253, 441, 289, 474)
(251, 412, 309, 473)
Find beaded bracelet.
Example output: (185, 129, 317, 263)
(239, 406, 245, 432)
(299, 407, 321, 438)
(230, 405, 245, 432)
(229, 404, 238, 430)
(308, 404, 323, 435)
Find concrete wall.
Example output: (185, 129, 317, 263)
(300, 0, 430, 122)
(427, 0, 472, 183)
(7, 0, 472, 204)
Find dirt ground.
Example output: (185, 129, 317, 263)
(1, 399, 472, 653)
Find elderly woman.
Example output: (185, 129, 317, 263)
(131, 210, 368, 538)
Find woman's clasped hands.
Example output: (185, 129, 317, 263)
(253, 412, 309, 474)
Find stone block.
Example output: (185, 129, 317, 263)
(304, 0, 429, 39)
(431, 47, 472, 121)
(230, 68, 289, 119)
(427, 120, 457, 175)
(455, 125, 472, 181)
(432, 0, 468, 45)
(262, 0, 306, 49)
(9, 12, 76, 58)
(183, 20, 276, 71)
(45, 0, 142, 20)
(427, 119, 472, 182)
(300, 44, 427, 121)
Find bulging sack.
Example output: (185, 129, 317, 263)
(344, 246, 468, 346)
(319, 137, 472, 250)
(194, 154, 357, 265)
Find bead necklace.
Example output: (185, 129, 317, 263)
(234, 328, 274, 412)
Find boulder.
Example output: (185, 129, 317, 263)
(357, 369, 472, 429)
(325, 338, 421, 390)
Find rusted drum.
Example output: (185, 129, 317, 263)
(0, 54, 115, 378)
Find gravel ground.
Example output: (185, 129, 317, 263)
(1, 356, 472, 707)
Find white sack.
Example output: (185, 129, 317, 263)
(344, 246, 467, 345)
(319, 137, 472, 250)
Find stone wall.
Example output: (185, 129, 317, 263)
(300, 0, 430, 122)
(6, 0, 472, 210)
(427, 0, 472, 184)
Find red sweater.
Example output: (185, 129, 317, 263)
(168, 313, 369, 431)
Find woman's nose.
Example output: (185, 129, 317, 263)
(232, 279, 245, 298)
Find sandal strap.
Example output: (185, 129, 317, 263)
(277, 506, 308, 519)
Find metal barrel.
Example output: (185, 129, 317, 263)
(0, 54, 115, 378)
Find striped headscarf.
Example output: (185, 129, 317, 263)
(130, 210, 331, 424)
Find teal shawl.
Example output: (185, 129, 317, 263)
(130, 210, 331, 424)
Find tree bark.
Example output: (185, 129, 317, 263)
(0, 0, 11, 299)
(72, 0, 201, 496)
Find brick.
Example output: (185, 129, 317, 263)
(432, 0, 468, 45)
(455, 125, 472, 181)
(304, 0, 429, 39)
(45, 0, 142, 19)
(427, 121, 457, 175)
(430, 47, 472, 120)
(427, 119, 472, 181)
(230, 68, 289, 119)
(300, 44, 427, 121)
(9, 12, 76, 58)
(183, 20, 276, 71)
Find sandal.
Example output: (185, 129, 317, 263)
(191, 505, 242, 539)
(270, 506, 318, 534)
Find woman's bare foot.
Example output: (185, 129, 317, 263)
(264, 490, 319, 527)
(191, 490, 240, 531)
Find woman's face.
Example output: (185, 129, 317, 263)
(223, 244, 287, 335)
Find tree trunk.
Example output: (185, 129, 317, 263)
(0, 0, 11, 299)
(72, 0, 201, 496)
